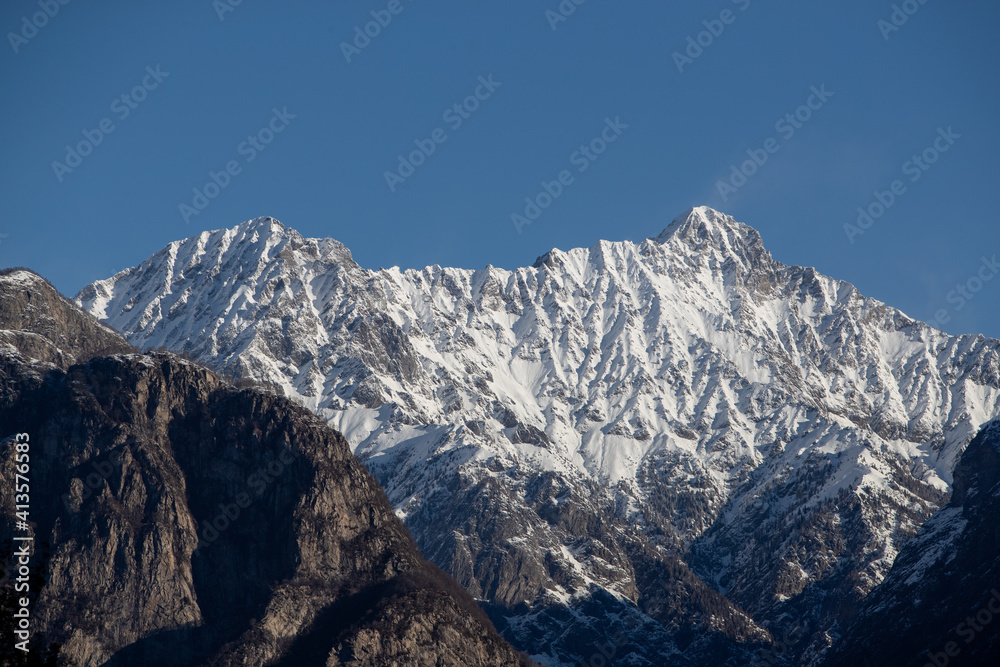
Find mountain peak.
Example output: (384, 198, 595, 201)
(651, 206, 772, 276)
(220, 215, 290, 248)
(1, 268, 133, 367)
(226, 216, 360, 268)
(239, 215, 285, 233)
(654, 206, 758, 244)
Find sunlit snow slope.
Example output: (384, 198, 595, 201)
(77, 207, 1000, 665)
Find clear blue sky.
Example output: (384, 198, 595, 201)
(2, 0, 998, 338)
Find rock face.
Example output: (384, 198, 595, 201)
(824, 418, 1000, 666)
(0, 268, 133, 366)
(76, 208, 1000, 665)
(0, 269, 534, 667)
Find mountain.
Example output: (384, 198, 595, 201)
(824, 417, 1000, 665)
(76, 207, 1000, 665)
(0, 269, 534, 666)
(0, 267, 134, 365)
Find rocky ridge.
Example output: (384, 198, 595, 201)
(0, 269, 534, 666)
(824, 417, 1000, 665)
(76, 208, 1000, 664)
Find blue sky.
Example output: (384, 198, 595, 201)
(2, 0, 998, 338)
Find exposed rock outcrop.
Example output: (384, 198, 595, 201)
(824, 418, 1000, 666)
(0, 269, 534, 666)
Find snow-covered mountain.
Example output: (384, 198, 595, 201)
(0, 269, 535, 667)
(77, 206, 1000, 665)
(825, 417, 1000, 665)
